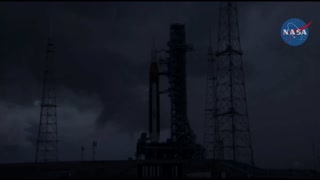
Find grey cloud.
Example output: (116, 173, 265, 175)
(0, 2, 320, 171)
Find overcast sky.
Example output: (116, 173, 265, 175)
(0, 2, 320, 170)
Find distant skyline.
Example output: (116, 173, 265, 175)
(0, 2, 319, 170)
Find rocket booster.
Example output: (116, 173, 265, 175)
(149, 62, 160, 143)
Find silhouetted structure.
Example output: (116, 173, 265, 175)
(135, 38, 161, 160)
(81, 146, 85, 161)
(203, 34, 216, 159)
(213, 2, 254, 168)
(35, 20, 59, 162)
(92, 141, 97, 161)
(137, 24, 204, 161)
(136, 24, 205, 178)
(164, 24, 195, 146)
(148, 38, 160, 143)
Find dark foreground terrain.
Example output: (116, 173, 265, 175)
(0, 160, 317, 178)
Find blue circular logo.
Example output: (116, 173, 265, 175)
(281, 18, 312, 46)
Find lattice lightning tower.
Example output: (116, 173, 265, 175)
(35, 19, 58, 162)
(213, 2, 254, 167)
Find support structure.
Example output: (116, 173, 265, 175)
(165, 24, 195, 146)
(92, 141, 97, 161)
(136, 24, 205, 178)
(213, 2, 254, 167)
(136, 24, 204, 177)
(81, 146, 85, 161)
(35, 21, 58, 162)
(149, 38, 160, 143)
(203, 35, 216, 160)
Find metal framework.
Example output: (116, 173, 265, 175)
(203, 36, 216, 160)
(136, 24, 205, 162)
(35, 23, 58, 162)
(213, 2, 254, 167)
(164, 24, 195, 146)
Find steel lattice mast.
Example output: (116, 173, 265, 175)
(203, 35, 216, 159)
(165, 24, 195, 145)
(35, 18, 58, 162)
(213, 2, 254, 167)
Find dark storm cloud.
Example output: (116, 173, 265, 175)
(236, 2, 320, 169)
(0, 3, 151, 132)
(0, 4, 47, 106)
(1, 1, 320, 170)
(45, 2, 223, 133)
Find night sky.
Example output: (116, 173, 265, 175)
(0, 1, 320, 170)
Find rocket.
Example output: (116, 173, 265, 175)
(149, 38, 160, 143)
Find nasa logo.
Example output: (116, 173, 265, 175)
(281, 18, 312, 46)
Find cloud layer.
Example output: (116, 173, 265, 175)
(0, 2, 319, 170)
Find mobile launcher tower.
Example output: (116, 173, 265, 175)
(136, 24, 204, 164)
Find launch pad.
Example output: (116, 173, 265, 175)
(135, 24, 205, 177)
(135, 23, 204, 161)
(136, 140, 205, 160)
